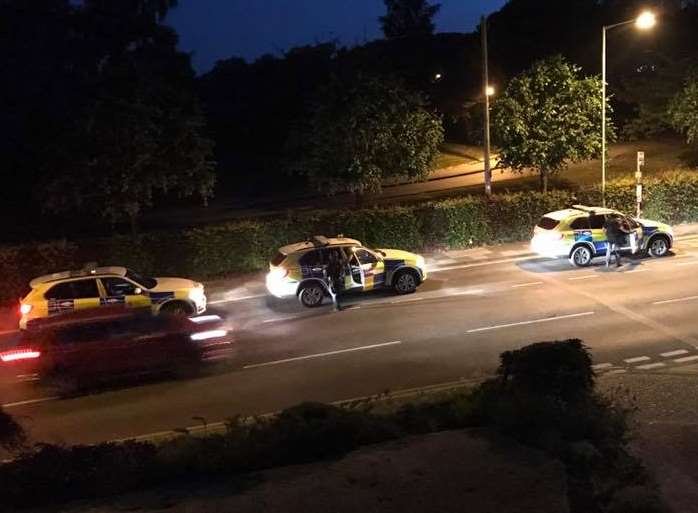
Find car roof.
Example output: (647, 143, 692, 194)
(279, 236, 362, 256)
(544, 205, 618, 221)
(30, 266, 127, 289)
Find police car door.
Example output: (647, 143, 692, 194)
(353, 248, 385, 291)
(44, 279, 101, 318)
(99, 277, 151, 310)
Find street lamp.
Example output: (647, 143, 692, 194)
(486, 85, 496, 97)
(601, 10, 656, 207)
(481, 15, 493, 196)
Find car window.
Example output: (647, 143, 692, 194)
(124, 269, 157, 289)
(570, 217, 591, 230)
(536, 217, 559, 230)
(299, 250, 323, 267)
(355, 248, 378, 265)
(45, 279, 99, 300)
(589, 215, 606, 229)
(102, 278, 137, 296)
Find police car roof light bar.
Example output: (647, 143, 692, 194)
(312, 236, 330, 247)
(571, 205, 597, 214)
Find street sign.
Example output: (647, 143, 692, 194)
(637, 151, 645, 166)
(636, 151, 645, 218)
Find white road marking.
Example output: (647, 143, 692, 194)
(243, 340, 402, 369)
(208, 294, 266, 305)
(660, 349, 690, 357)
(592, 363, 614, 370)
(262, 316, 300, 324)
(466, 311, 595, 334)
(391, 297, 424, 304)
(2, 396, 60, 409)
(674, 355, 698, 364)
(511, 281, 544, 288)
(677, 260, 698, 266)
(624, 356, 651, 364)
(430, 255, 534, 273)
(626, 268, 649, 274)
(605, 369, 628, 375)
(568, 274, 599, 281)
(652, 295, 698, 306)
(190, 315, 222, 324)
(636, 362, 666, 370)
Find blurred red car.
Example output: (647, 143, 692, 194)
(0, 307, 233, 388)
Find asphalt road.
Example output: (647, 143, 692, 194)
(5, 235, 698, 446)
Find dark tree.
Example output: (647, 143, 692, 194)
(290, 75, 444, 195)
(380, 0, 441, 39)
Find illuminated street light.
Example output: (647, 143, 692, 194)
(601, 11, 656, 207)
(481, 15, 493, 197)
(434, 73, 442, 81)
(486, 85, 495, 97)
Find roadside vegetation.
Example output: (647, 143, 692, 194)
(3, 171, 698, 304)
(0, 340, 667, 512)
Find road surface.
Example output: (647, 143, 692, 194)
(5, 235, 698, 446)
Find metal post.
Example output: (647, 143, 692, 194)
(601, 26, 607, 208)
(482, 16, 492, 197)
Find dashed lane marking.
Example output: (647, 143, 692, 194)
(568, 275, 599, 281)
(660, 349, 690, 357)
(429, 255, 534, 273)
(606, 369, 627, 375)
(2, 396, 60, 409)
(674, 355, 698, 364)
(243, 340, 402, 369)
(677, 260, 698, 266)
(391, 297, 424, 304)
(652, 295, 698, 306)
(511, 281, 544, 288)
(636, 362, 666, 370)
(624, 356, 651, 364)
(466, 311, 595, 334)
(208, 294, 267, 305)
(592, 363, 614, 370)
(626, 268, 649, 274)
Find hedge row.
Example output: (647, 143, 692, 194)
(2, 170, 697, 303)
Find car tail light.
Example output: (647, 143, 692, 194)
(19, 304, 32, 315)
(0, 349, 41, 362)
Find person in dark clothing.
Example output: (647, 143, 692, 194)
(325, 249, 346, 311)
(604, 216, 628, 267)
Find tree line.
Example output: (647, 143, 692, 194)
(2, 0, 698, 241)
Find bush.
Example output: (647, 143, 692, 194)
(4, 169, 698, 303)
(0, 407, 25, 451)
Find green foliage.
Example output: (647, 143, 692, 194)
(493, 55, 613, 192)
(5, 170, 698, 303)
(670, 77, 698, 145)
(379, 0, 441, 39)
(292, 75, 444, 195)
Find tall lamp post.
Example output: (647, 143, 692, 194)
(481, 15, 495, 197)
(601, 11, 656, 207)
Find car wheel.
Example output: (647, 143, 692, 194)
(648, 235, 670, 258)
(393, 270, 418, 295)
(160, 301, 193, 316)
(298, 284, 325, 308)
(569, 245, 593, 267)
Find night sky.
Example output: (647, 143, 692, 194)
(167, 0, 508, 73)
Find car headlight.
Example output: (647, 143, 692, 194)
(189, 287, 205, 302)
(416, 256, 425, 268)
(267, 267, 289, 282)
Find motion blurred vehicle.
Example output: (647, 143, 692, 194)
(19, 264, 206, 330)
(1, 308, 231, 389)
(531, 205, 673, 267)
(266, 235, 427, 307)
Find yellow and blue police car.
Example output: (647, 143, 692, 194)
(531, 205, 673, 267)
(19, 264, 206, 330)
(266, 236, 427, 307)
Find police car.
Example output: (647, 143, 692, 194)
(19, 265, 207, 330)
(266, 236, 427, 307)
(531, 205, 673, 267)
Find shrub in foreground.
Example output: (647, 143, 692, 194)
(0, 407, 25, 451)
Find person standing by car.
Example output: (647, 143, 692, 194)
(325, 249, 345, 311)
(604, 216, 627, 267)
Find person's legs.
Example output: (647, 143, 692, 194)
(614, 243, 622, 266)
(605, 241, 612, 267)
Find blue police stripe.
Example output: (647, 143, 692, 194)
(100, 296, 126, 306)
(148, 291, 175, 303)
(48, 299, 74, 315)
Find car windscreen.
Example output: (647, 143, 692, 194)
(536, 217, 560, 230)
(125, 269, 157, 289)
(270, 252, 287, 267)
